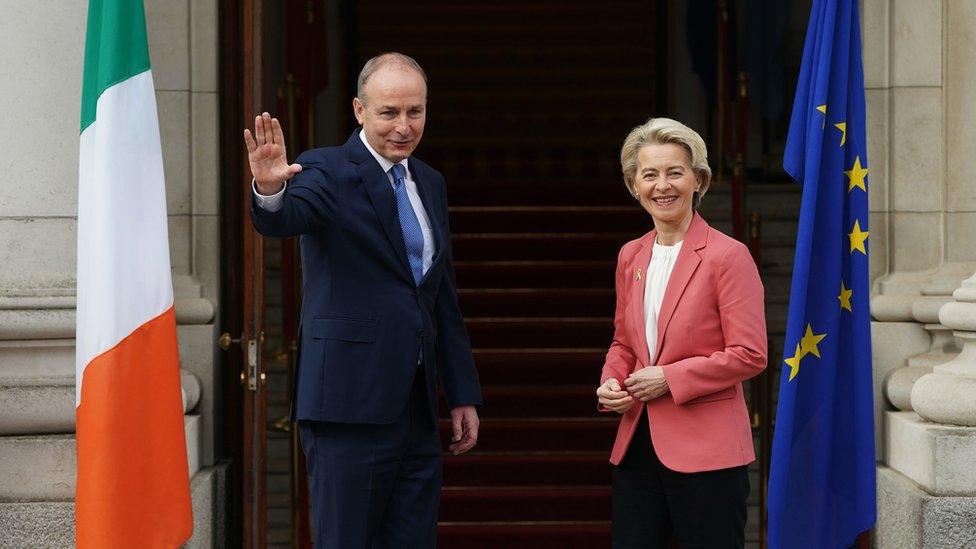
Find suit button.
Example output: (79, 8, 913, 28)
(417, 329, 424, 338)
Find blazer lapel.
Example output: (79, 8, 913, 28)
(630, 231, 655, 368)
(653, 214, 708, 364)
(347, 131, 413, 280)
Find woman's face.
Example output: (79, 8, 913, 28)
(633, 143, 699, 226)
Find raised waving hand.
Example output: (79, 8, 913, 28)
(243, 112, 302, 195)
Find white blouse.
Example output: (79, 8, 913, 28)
(644, 240, 683, 363)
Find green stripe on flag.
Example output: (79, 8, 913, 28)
(80, 0, 152, 133)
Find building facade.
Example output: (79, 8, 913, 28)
(0, 0, 974, 546)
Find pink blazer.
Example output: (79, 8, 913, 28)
(601, 213, 767, 472)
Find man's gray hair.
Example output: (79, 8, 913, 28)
(357, 52, 428, 102)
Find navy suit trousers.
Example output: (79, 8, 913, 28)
(299, 370, 442, 549)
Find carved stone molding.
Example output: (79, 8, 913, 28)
(912, 271, 976, 426)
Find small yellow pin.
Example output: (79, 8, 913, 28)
(636, 268, 642, 281)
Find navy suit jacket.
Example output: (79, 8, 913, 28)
(250, 129, 482, 424)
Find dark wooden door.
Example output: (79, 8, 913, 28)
(241, 1, 268, 547)
(218, 0, 268, 547)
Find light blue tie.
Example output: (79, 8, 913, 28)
(390, 164, 424, 285)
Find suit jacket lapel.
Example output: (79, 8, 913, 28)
(410, 163, 445, 286)
(347, 131, 413, 279)
(631, 231, 655, 368)
(653, 214, 708, 364)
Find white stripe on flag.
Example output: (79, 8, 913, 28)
(76, 70, 174, 405)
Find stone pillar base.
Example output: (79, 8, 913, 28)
(880, 411, 976, 547)
(885, 411, 976, 495)
(877, 466, 976, 549)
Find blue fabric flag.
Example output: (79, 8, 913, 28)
(767, 0, 876, 547)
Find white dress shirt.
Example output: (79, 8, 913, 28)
(253, 130, 435, 276)
(644, 240, 683, 363)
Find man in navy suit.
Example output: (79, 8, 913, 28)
(244, 52, 482, 548)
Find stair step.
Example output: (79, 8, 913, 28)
(454, 232, 795, 272)
(365, 42, 650, 59)
(756, 246, 796, 272)
(439, 486, 611, 521)
(359, 3, 649, 24)
(437, 385, 600, 418)
(423, 133, 627, 149)
(360, 0, 648, 11)
(438, 520, 610, 548)
(766, 302, 789, 329)
(443, 452, 608, 486)
(452, 233, 627, 261)
(454, 260, 615, 288)
(449, 206, 647, 234)
(760, 272, 792, 305)
(424, 121, 641, 140)
(466, 317, 612, 348)
(360, 29, 648, 52)
(419, 88, 652, 111)
(439, 418, 617, 452)
(447, 182, 634, 206)
(472, 348, 605, 385)
(426, 67, 652, 88)
(459, 288, 613, 317)
(479, 385, 599, 417)
(456, 181, 796, 218)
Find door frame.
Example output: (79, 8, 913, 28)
(218, 0, 267, 547)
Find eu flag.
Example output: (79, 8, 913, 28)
(767, 0, 876, 547)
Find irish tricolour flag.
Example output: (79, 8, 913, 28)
(76, 0, 192, 546)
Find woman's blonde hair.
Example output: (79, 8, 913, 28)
(619, 117, 712, 205)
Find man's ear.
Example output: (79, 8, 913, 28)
(353, 97, 365, 125)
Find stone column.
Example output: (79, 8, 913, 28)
(871, 1, 976, 547)
(912, 271, 976, 425)
(882, 264, 971, 411)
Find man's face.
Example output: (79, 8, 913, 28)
(353, 66, 427, 163)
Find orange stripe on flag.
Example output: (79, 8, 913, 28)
(76, 306, 192, 548)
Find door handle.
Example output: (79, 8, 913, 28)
(221, 332, 265, 391)
(218, 332, 242, 350)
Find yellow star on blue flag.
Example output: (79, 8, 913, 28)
(845, 156, 868, 192)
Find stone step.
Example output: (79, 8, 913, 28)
(0, 466, 221, 549)
(0, 501, 73, 549)
(0, 376, 74, 435)
(0, 415, 201, 500)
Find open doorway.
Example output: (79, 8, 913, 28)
(218, 1, 808, 547)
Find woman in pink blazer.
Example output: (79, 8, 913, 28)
(596, 117, 767, 548)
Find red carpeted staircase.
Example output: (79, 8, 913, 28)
(357, 1, 660, 546)
(434, 191, 647, 547)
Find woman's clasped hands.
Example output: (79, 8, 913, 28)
(597, 366, 670, 414)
